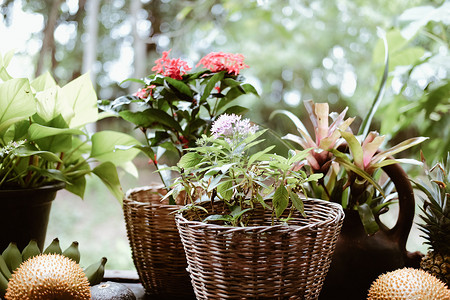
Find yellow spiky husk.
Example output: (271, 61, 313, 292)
(5, 254, 91, 300)
(367, 267, 450, 300)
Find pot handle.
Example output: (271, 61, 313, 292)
(380, 163, 415, 251)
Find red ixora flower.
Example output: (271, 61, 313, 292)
(133, 85, 156, 99)
(196, 52, 249, 75)
(151, 49, 192, 80)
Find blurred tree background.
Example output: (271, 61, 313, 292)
(1, 0, 448, 270)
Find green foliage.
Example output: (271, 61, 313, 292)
(166, 117, 321, 226)
(376, 2, 450, 162)
(414, 152, 450, 255)
(272, 100, 426, 234)
(0, 52, 138, 201)
(99, 52, 258, 194)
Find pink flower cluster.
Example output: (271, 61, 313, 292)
(196, 52, 249, 75)
(211, 114, 258, 140)
(133, 85, 156, 99)
(151, 49, 192, 80)
(150, 50, 249, 80)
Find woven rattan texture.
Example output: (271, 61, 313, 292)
(123, 185, 195, 298)
(176, 199, 344, 300)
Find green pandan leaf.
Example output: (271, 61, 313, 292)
(0, 78, 36, 135)
(90, 131, 140, 164)
(201, 71, 224, 101)
(358, 203, 380, 235)
(92, 161, 124, 202)
(178, 152, 203, 169)
(273, 185, 289, 218)
(59, 73, 98, 128)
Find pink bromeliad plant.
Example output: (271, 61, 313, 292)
(271, 100, 427, 234)
(99, 50, 258, 202)
(269, 32, 429, 234)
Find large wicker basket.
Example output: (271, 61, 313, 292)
(175, 198, 344, 300)
(123, 184, 195, 299)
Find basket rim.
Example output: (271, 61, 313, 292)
(125, 184, 166, 198)
(175, 197, 344, 233)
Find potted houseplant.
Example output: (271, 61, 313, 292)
(169, 114, 345, 299)
(270, 99, 427, 299)
(0, 51, 139, 252)
(99, 50, 258, 298)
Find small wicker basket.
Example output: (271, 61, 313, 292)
(175, 198, 344, 300)
(123, 184, 195, 299)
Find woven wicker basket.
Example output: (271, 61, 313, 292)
(175, 198, 344, 300)
(123, 184, 195, 299)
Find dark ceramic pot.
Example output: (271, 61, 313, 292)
(319, 163, 423, 299)
(0, 182, 65, 252)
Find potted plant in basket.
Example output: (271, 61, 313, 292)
(0, 51, 139, 252)
(98, 49, 258, 298)
(270, 99, 427, 299)
(167, 114, 344, 299)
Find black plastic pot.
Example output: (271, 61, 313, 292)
(0, 182, 65, 252)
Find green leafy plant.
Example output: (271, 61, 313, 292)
(0, 51, 139, 200)
(166, 114, 322, 226)
(98, 50, 258, 197)
(271, 99, 427, 234)
(269, 31, 428, 234)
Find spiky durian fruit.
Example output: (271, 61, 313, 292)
(5, 254, 91, 300)
(367, 267, 449, 299)
(414, 152, 450, 285)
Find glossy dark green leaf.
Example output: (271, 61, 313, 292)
(200, 71, 224, 101)
(119, 108, 183, 132)
(164, 77, 193, 98)
(221, 105, 249, 116)
(358, 203, 380, 235)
